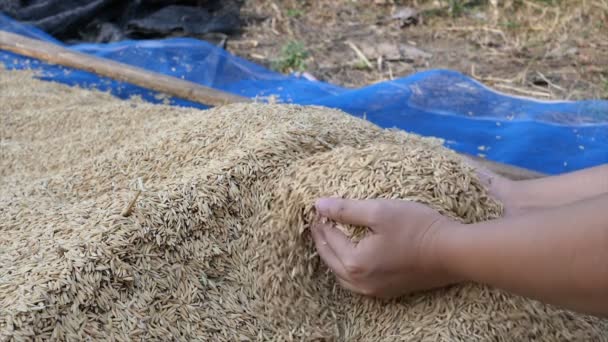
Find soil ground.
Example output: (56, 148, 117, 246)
(227, 0, 608, 100)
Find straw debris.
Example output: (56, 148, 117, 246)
(1, 69, 607, 341)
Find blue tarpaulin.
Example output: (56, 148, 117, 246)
(1, 14, 606, 174)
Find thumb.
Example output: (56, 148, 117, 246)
(315, 198, 376, 226)
(463, 156, 503, 188)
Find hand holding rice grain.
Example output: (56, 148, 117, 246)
(311, 197, 457, 299)
(1, 68, 606, 341)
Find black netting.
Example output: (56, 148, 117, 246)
(0, 0, 243, 43)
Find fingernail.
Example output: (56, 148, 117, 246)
(315, 198, 331, 213)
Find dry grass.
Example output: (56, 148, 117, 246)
(1, 69, 607, 340)
(231, 0, 608, 100)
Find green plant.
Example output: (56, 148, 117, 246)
(532, 0, 561, 5)
(272, 41, 309, 73)
(286, 8, 303, 18)
(353, 60, 371, 70)
(447, 0, 466, 17)
(501, 20, 520, 29)
(429, 0, 487, 18)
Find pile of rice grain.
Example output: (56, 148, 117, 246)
(1, 68, 607, 341)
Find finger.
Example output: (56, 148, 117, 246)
(320, 223, 358, 263)
(315, 198, 376, 226)
(310, 222, 350, 280)
(463, 156, 504, 188)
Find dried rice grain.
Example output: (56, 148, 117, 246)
(1, 68, 606, 341)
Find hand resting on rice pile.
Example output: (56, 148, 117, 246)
(1, 68, 607, 341)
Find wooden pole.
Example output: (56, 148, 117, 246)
(0, 30, 545, 180)
(0, 30, 251, 106)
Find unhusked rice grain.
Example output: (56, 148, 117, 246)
(1, 68, 607, 341)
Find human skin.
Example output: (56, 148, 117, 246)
(473, 162, 608, 216)
(311, 164, 608, 317)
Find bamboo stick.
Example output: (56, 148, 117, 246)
(0, 30, 251, 106)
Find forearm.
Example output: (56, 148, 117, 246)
(439, 193, 608, 316)
(510, 164, 608, 210)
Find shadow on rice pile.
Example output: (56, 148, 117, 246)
(1, 68, 607, 341)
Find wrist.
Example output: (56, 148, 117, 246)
(495, 178, 540, 216)
(506, 179, 554, 214)
(428, 219, 469, 285)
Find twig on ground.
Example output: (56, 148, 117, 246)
(536, 71, 566, 92)
(346, 41, 373, 69)
(494, 84, 552, 98)
(441, 26, 507, 42)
